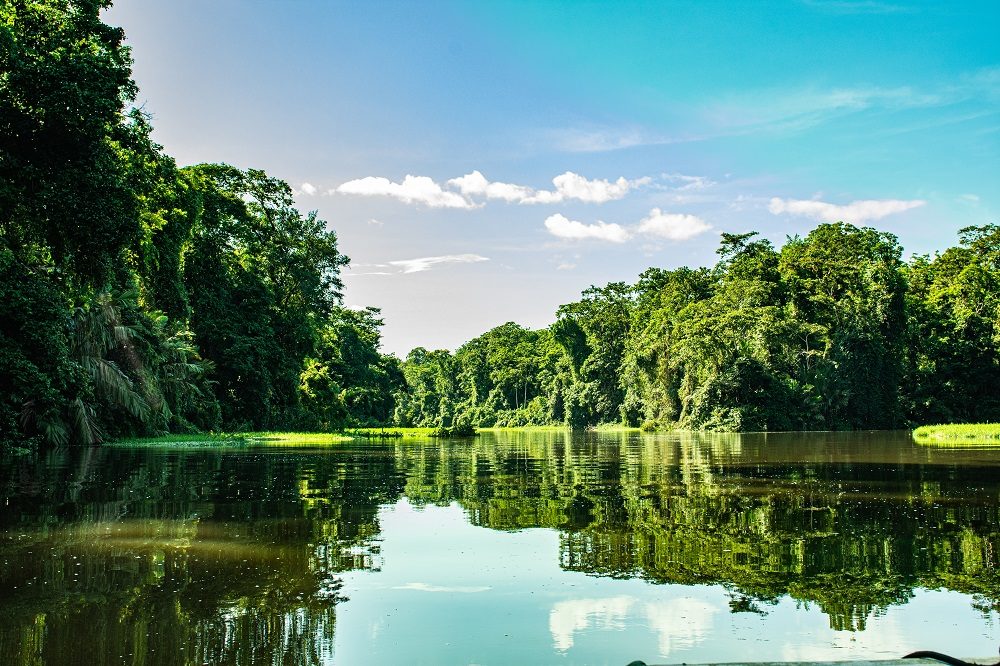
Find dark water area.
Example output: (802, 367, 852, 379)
(1, 430, 998, 665)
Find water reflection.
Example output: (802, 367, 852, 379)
(1, 430, 998, 664)
(0, 445, 402, 665)
(409, 431, 1000, 628)
(548, 595, 717, 654)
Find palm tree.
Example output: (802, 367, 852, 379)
(66, 290, 151, 443)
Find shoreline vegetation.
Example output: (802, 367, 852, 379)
(3, 1, 999, 452)
(112, 426, 482, 447)
(913, 423, 1000, 446)
(108, 422, 1000, 449)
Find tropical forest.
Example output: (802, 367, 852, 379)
(2, 1, 999, 665)
(2, 1, 999, 447)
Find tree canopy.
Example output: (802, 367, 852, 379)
(394, 222, 999, 432)
(0, 0, 401, 446)
(2, 0, 997, 448)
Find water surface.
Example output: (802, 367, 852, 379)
(1, 430, 998, 665)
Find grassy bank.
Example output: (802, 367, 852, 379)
(113, 427, 479, 447)
(912, 423, 1000, 446)
(346, 425, 477, 438)
(111, 431, 354, 448)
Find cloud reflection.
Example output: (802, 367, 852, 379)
(549, 595, 719, 655)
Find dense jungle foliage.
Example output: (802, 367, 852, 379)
(0, 0, 403, 447)
(397, 224, 1000, 431)
(2, 1, 998, 448)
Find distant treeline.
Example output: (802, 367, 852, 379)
(2, 2, 998, 448)
(396, 223, 1000, 431)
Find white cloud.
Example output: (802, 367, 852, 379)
(335, 175, 477, 209)
(386, 254, 490, 274)
(636, 209, 712, 240)
(768, 197, 926, 222)
(335, 170, 653, 209)
(447, 170, 650, 205)
(297, 182, 317, 196)
(544, 209, 711, 244)
(553, 172, 651, 204)
(447, 170, 534, 202)
(523, 172, 651, 204)
(544, 214, 630, 243)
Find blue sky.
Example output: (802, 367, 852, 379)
(105, 0, 999, 355)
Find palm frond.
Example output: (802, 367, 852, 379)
(70, 398, 101, 445)
(88, 357, 151, 422)
(39, 412, 70, 446)
(21, 401, 71, 446)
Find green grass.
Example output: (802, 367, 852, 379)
(912, 423, 1000, 447)
(480, 424, 644, 432)
(110, 431, 353, 448)
(111, 426, 488, 448)
(345, 426, 476, 438)
(480, 425, 570, 432)
(590, 423, 643, 432)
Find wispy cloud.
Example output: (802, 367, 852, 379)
(706, 86, 943, 136)
(536, 68, 999, 154)
(387, 254, 490, 274)
(394, 582, 491, 593)
(544, 126, 671, 153)
(293, 182, 317, 196)
(336, 171, 651, 208)
(703, 66, 1000, 139)
(349, 254, 490, 276)
(768, 196, 926, 222)
(661, 173, 715, 191)
(545, 209, 712, 244)
(335, 175, 477, 209)
(799, 0, 914, 14)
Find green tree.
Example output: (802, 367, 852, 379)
(902, 225, 1000, 423)
(0, 0, 142, 285)
(182, 165, 349, 430)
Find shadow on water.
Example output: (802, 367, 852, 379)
(1, 430, 999, 663)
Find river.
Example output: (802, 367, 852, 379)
(1, 430, 998, 665)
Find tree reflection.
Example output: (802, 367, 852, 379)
(397, 430, 1000, 631)
(1, 432, 998, 664)
(0, 445, 403, 665)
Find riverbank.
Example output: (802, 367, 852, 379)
(112, 427, 477, 447)
(913, 423, 1000, 446)
(110, 432, 355, 447)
